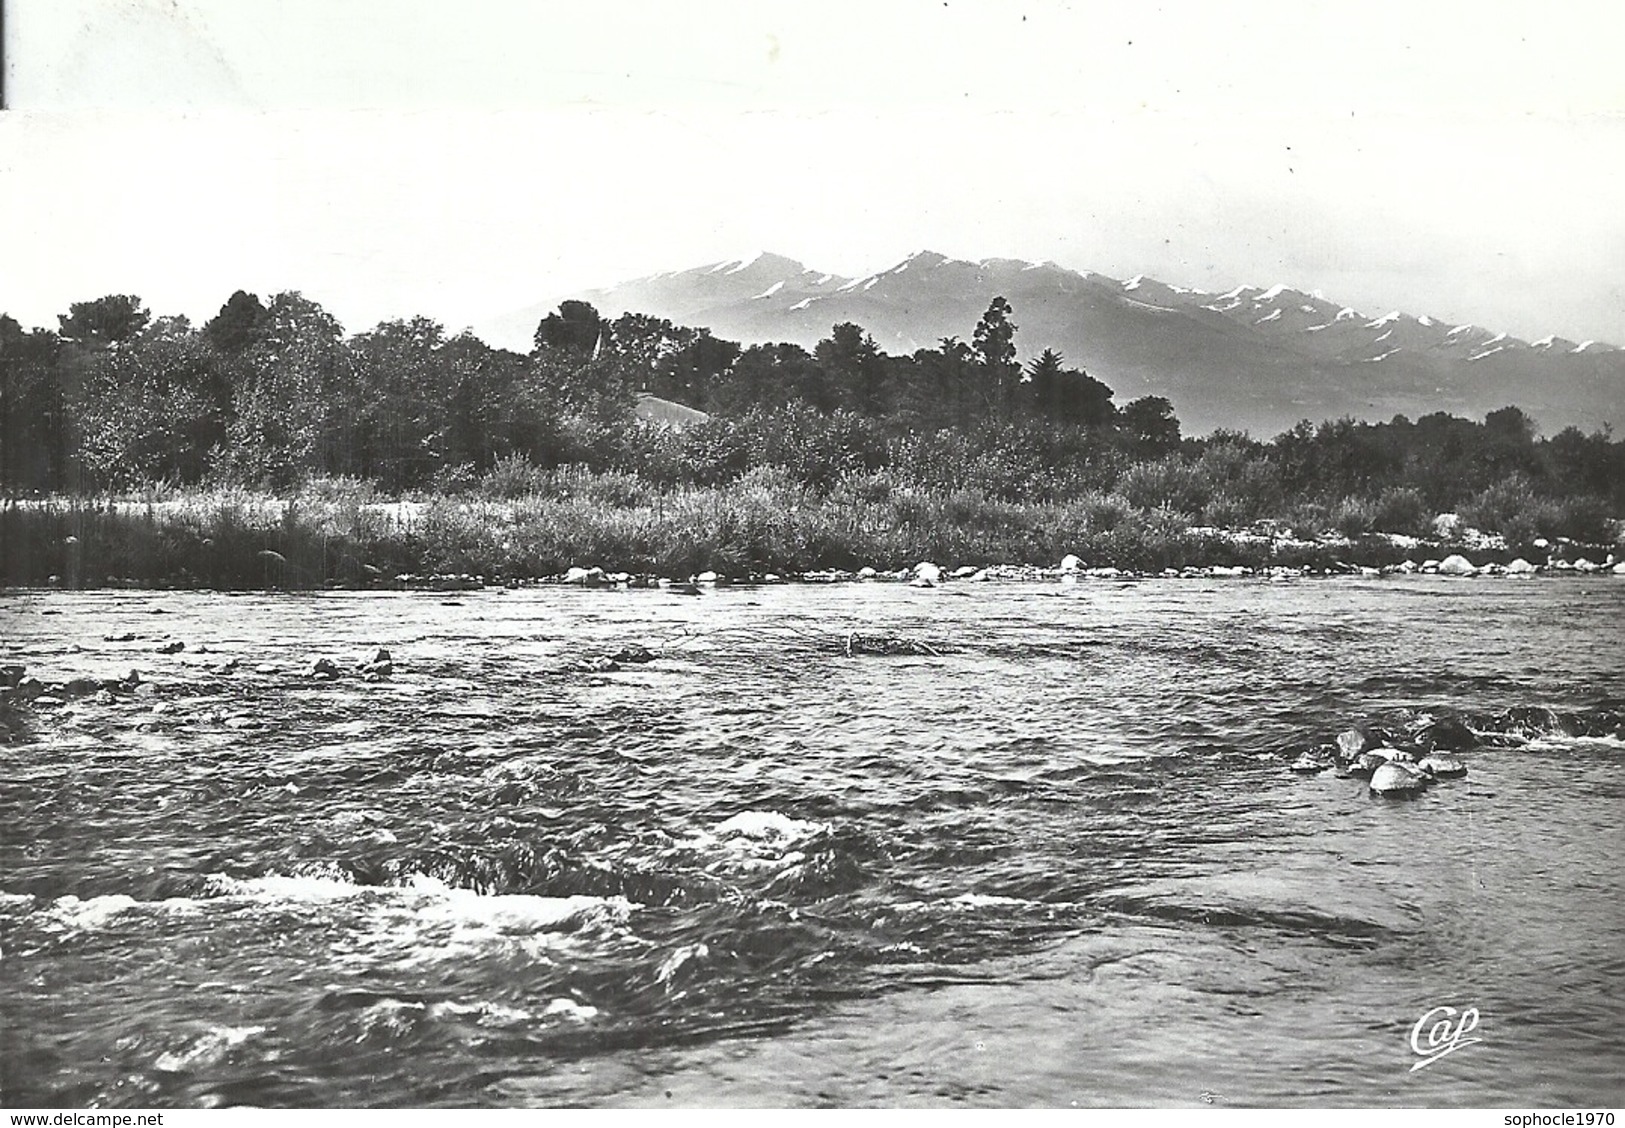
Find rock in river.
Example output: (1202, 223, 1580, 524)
(1335, 728, 1375, 760)
(306, 657, 342, 680)
(1369, 761, 1431, 796)
(1290, 749, 1334, 773)
(1416, 714, 1477, 751)
(1419, 753, 1467, 778)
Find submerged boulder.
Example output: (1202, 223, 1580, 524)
(608, 644, 655, 664)
(1290, 749, 1335, 773)
(359, 647, 393, 680)
(1369, 761, 1430, 796)
(1416, 714, 1477, 751)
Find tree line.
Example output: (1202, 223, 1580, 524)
(1, 290, 1620, 544)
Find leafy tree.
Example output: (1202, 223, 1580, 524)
(1119, 395, 1182, 454)
(815, 322, 886, 414)
(916, 337, 979, 428)
(724, 342, 826, 413)
(1546, 424, 1621, 505)
(1027, 348, 1065, 416)
(1484, 405, 1537, 444)
(439, 333, 546, 471)
(1055, 368, 1117, 429)
(217, 292, 348, 485)
(972, 296, 1019, 417)
(1028, 349, 1117, 428)
(67, 325, 224, 486)
(533, 300, 604, 357)
(204, 291, 269, 356)
(57, 295, 151, 347)
(347, 316, 455, 486)
(0, 316, 66, 490)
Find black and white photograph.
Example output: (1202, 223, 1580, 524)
(1, 0, 1622, 1112)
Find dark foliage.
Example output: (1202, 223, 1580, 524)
(0, 292, 1618, 557)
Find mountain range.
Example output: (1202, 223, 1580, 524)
(479, 251, 1624, 437)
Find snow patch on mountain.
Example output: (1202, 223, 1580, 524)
(1123, 275, 1145, 291)
(1572, 340, 1597, 354)
(1255, 309, 1282, 324)
(751, 281, 784, 300)
(1258, 283, 1287, 301)
(1365, 311, 1400, 328)
(723, 252, 764, 275)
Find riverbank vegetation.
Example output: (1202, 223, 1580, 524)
(3, 291, 1620, 586)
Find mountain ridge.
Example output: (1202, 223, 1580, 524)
(478, 251, 1623, 437)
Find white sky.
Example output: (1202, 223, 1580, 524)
(2, 0, 1623, 344)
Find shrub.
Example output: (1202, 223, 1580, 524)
(481, 453, 549, 499)
(1371, 487, 1431, 537)
(1117, 456, 1208, 517)
(1331, 497, 1378, 539)
(1553, 496, 1617, 545)
(1459, 474, 1558, 537)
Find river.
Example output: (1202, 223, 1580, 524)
(1, 577, 1622, 1108)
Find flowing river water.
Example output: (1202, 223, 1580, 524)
(1, 578, 1622, 1108)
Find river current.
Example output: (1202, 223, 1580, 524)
(2, 577, 1622, 1108)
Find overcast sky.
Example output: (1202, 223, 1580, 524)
(3, 0, 1622, 345)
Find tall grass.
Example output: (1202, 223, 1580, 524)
(4, 463, 1616, 589)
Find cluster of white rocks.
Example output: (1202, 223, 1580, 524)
(541, 548, 1624, 589)
(1390, 553, 1625, 577)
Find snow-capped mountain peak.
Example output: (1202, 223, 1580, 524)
(722, 251, 765, 275)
